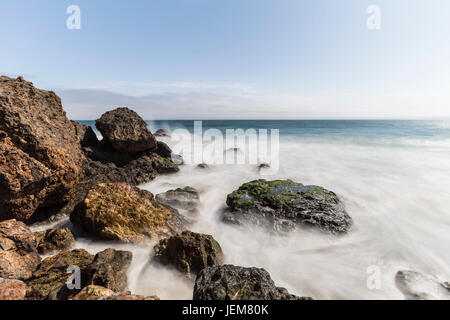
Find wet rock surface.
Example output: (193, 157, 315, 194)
(71, 183, 186, 243)
(0, 219, 41, 280)
(156, 186, 200, 218)
(395, 270, 450, 300)
(224, 179, 352, 233)
(153, 231, 223, 277)
(0, 278, 27, 300)
(95, 107, 157, 154)
(33, 227, 75, 254)
(193, 264, 307, 300)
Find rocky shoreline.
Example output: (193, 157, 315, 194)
(0, 76, 448, 300)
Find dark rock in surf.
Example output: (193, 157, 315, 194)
(95, 107, 157, 154)
(193, 265, 309, 300)
(156, 141, 173, 158)
(395, 270, 450, 300)
(33, 227, 75, 254)
(197, 163, 209, 169)
(223, 179, 352, 233)
(156, 186, 200, 217)
(154, 129, 170, 137)
(153, 231, 223, 278)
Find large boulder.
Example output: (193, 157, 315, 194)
(95, 107, 157, 154)
(83, 248, 132, 292)
(0, 219, 41, 280)
(395, 270, 450, 300)
(156, 187, 200, 218)
(153, 231, 223, 278)
(25, 249, 95, 300)
(71, 183, 186, 243)
(193, 265, 308, 300)
(33, 227, 75, 254)
(0, 76, 85, 222)
(0, 278, 26, 300)
(224, 179, 352, 233)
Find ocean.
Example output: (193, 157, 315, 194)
(64, 120, 450, 299)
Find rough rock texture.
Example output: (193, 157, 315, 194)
(153, 231, 223, 277)
(83, 248, 132, 292)
(156, 186, 200, 218)
(154, 129, 170, 137)
(193, 265, 307, 300)
(25, 249, 95, 300)
(70, 285, 114, 300)
(71, 183, 186, 243)
(95, 107, 157, 154)
(156, 141, 172, 158)
(395, 270, 450, 300)
(71, 120, 99, 148)
(105, 291, 160, 300)
(224, 179, 352, 233)
(0, 76, 85, 222)
(0, 278, 27, 300)
(33, 227, 75, 254)
(0, 219, 41, 280)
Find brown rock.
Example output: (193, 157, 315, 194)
(70, 183, 186, 243)
(0, 278, 26, 300)
(105, 291, 160, 300)
(95, 107, 157, 154)
(153, 231, 223, 277)
(71, 120, 99, 147)
(70, 285, 114, 300)
(0, 219, 41, 280)
(25, 249, 95, 300)
(33, 227, 76, 254)
(0, 76, 85, 222)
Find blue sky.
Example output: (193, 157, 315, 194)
(1, 0, 449, 119)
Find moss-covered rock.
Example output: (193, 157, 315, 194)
(70, 183, 186, 243)
(224, 179, 352, 233)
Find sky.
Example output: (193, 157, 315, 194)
(1, 0, 449, 120)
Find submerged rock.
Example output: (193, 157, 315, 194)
(83, 248, 132, 292)
(26, 249, 95, 300)
(0, 76, 85, 222)
(154, 129, 170, 137)
(0, 219, 41, 280)
(155, 187, 200, 218)
(223, 179, 352, 233)
(0, 278, 26, 300)
(395, 270, 450, 300)
(70, 183, 186, 243)
(95, 107, 157, 154)
(193, 265, 308, 300)
(33, 227, 75, 254)
(153, 231, 223, 277)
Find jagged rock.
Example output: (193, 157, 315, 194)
(83, 248, 132, 292)
(154, 129, 170, 137)
(71, 183, 186, 243)
(105, 292, 160, 300)
(395, 270, 450, 300)
(25, 249, 95, 300)
(0, 278, 26, 300)
(223, 179, 352, 233)
(70, 285, 114, 300)
(156, 187, 200, 217)
(0, 76, 85, 222)
(193, 265, 307, 300)
(95, 107, 157, 154)
(0, 219, 41, 280)
(153, 231, 223, 277)
(71, 121, 99, 147)
(33, 227, 75, 254)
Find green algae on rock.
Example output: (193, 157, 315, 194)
(224, 179, 352, 233)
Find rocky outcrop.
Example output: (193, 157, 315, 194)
(25, 249, 95, 300)
(0, 219, 41, 280)
(95, 107, 157, 154)
(83, 248, 132, 292)
(395, 270, 450, 300)
(0, 76, 85, 222)
(71, 183, 186, 243)
(193, 265, 308, 300)
(71, 121, 99, 148)
(153, 231, 223, 278)
(154, 129, 170, 137)
(105, 292, 160, 300)
(156, 187, 200, 218)
(224, 179, 352, 233)
(33, 227, 75, 254)
(70, 285, 114, 300)
(0, 278, 27, 300)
